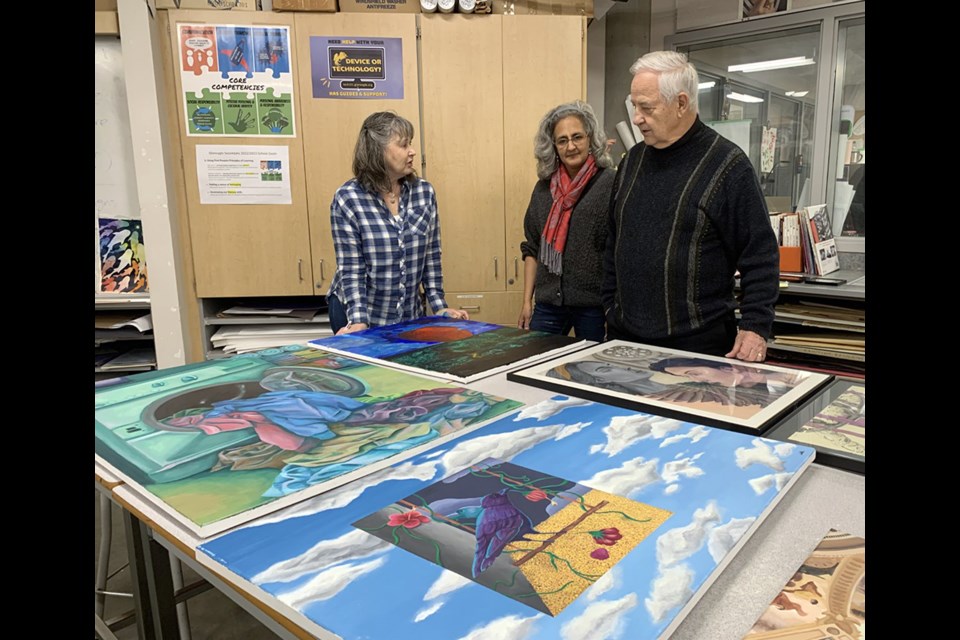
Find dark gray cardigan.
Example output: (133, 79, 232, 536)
(520, 168, 615, 308)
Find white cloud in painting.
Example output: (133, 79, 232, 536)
(664, 484, 680, 495)
(423, 449, 447, 459)
(515, 396, 591, 421)
(656, 501, 721, 567)
(773, 442, 796, 457)
(457, 614, 542, 640)
(707, 517, 756, 563)
(581, 456, 662, 498)
(585, 566, 622, 602)
(660, 455, 705, 484)
(748, 472, 794, 495)
(645, 564, 695, 623)
(589, 415, 683, 457)
(735, 438, 785, 472)
(276, 557, 386, 609)
(556, 421, 591, 440)
(561, 593, 638, 640)
(438, 423, 579, 475)
(661, 425, 710, 448)
(413, 601, 445, 623)
(423, 570, 472, 601)
(252, 529, 390, 585)
(250, 460, 440, 526)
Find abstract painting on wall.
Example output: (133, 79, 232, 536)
(507, 341, 832, 433)
(309, 316, 590, 383)
(353, 458, 671, 616)
(94, 345, 521, 537)
(99, 217, 149, 293)
(745, 529, 864, 639)
(198, 395, 815, 640)
(764, 382, 864, 473)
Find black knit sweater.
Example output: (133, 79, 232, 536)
(520, 169, 615, 308)
(601, 117, 780, 339)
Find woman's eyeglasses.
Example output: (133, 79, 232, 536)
(554, 133, 587, 148)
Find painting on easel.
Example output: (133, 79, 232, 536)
(353, 457, 671, 616)
(95, 345, 521, 538)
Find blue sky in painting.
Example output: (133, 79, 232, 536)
(200, 396, 812, 640)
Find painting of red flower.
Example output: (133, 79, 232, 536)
(387, 510, 431, 529)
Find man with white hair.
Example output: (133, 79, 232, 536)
(602, 51, 780, 362)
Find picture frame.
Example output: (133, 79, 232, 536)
(762, 380, 864, 474)
(740, 0, 790, 20)
(506, 340, 832, 434)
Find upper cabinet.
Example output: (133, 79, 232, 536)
(162, 10, 585, 321)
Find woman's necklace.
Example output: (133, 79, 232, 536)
(385, 184, 399, 205)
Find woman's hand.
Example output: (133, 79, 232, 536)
(439, 308, 470, 321)
(518, 301, 533, 329)
(336, 322, 369, 335)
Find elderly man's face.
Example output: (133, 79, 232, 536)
(630, 71, 689, 149)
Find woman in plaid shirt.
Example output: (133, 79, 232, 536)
(327, 112, 468, 335)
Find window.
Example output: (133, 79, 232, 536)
(667, 1, 866, 252)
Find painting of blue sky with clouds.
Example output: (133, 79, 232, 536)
(199, 396, 814, 640)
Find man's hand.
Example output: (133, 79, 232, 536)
(336, 322, 369, 335)
(726, 329, 767, 362)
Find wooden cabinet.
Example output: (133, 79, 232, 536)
(165, 10, 314, 298)
(421, 14, 586, 322)
(293, 12, 422, 296)
(162, 10, 585, 335)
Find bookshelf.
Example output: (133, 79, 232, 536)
(95, 293, 157, 380)
(757, 270, 865, 379)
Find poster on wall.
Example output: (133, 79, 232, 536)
(178, 24, 296, 137)
(310, 36, 404, 100)
(196, 145, 292, 205)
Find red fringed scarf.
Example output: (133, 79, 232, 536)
(539, 154, 598, 275)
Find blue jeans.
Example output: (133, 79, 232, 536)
(530, 303, 605, 342)
(327, 294, 349, 334)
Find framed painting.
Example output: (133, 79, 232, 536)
(197, 395, 815, 640)
(744, 529, 864, 638)
(506, 341, 832, 434)
(309, 316, 591, 384)
(763, 381, 864, 474)
(94, 344, 521, 538)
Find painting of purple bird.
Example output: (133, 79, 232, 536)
(472, 488, 532, 577)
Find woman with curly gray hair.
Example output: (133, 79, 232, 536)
(518, 100, 614, 342)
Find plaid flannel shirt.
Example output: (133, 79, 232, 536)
(328, 177, 447, 327)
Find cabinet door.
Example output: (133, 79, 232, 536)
(167, 10, 314, 298)
(447, 291, 524, 326)
(294, 13, 422, 295)
(502, 16, 586, 293)
(420, 14, 505, 292)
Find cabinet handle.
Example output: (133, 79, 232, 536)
(514, 257, 519, 278)
(459, 305, 480, 312)
(298, 258, 304, 282)
(494, 257, 499, 279)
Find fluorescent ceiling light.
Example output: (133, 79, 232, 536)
(728, 57, 815, 73)
(727, 92, 764, 103)
(785, 90, 809, 97)
(698, 81, 716, 90)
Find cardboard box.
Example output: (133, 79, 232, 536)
(272, 0, 337, 10)
(492, 0, 593, 16)
(155, 0, 262, 10)
(338, 0, 420, 13)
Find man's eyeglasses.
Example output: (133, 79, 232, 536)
(554, 133, 588, 148)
